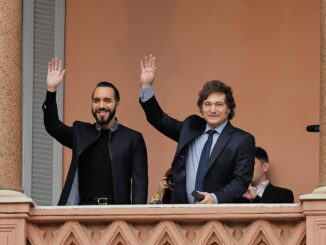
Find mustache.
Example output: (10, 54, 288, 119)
(96, 108, 111, 113)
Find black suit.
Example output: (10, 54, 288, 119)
(43, 91, 148, 205)
(140, 96, 255, 203)
(238, 183, 294, 203)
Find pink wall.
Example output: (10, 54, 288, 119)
(64, 0, 320, 202)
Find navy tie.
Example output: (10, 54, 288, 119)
(195, 130, 216, 192)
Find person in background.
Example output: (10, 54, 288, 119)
(150, 168, 173, 204)
(239, 147, 294, 203)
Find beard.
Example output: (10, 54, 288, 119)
(92, 106, 116, 126)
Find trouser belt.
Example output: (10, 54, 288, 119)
(80, 196, 115, 205)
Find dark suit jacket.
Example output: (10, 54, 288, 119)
(140, 96, 255, 203)
(238, 183, 294, 203)
(43, 91, 148, 205)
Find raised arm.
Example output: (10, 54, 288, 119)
(139, 55, 182, 142)
(43, 57, 73, 148)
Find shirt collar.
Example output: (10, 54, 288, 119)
(204, 120, 228, 135)
(95, 118, 120, 132)
(253, 180, 270, 197)
(260, 180, 270, 188)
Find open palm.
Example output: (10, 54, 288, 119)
(141, 67, 155, 84)
(47, 57, 65, 92)
(140, 55, 157, 87)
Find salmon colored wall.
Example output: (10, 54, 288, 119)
(63, 0, 320, 203)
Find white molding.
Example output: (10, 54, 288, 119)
(22, 0, 65, 205)
(52, 0, 65, 204)
(22, 0, 35, 198)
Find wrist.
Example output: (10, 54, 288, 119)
(47, 86, 57, 92)
(141, 83, 153, 88)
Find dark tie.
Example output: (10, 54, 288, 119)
(195, 130, 216, 192)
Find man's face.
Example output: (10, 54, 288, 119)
(251, 158, 264, 186)
(251, 158, 270, 186)
(91, 87, 118, 127)
(201, 92, 230, 129)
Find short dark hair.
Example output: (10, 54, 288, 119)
(197, 80, 236, 120)
(255, 147, 269, 163)
(92, 81, 120, 102)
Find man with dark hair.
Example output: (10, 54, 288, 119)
(239, 147, 294, 203)
(139, 55, 255, 204)
(43, 57, 148, 205)
(255, 147, 269, 164)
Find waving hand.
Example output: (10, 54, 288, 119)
(140, 55, 157, 88)
(47, 57, 66, 92)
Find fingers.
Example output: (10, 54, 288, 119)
(162, 184, 169, 189)
(196, 192, 214, 204)
(158, 180, 169, 193)
(148, 55, 156, 69)
(160, 180, 169, 188)
(48, 61, 52, 73)
(51, 58, 55, 71)
(148, 55, 152, 67)
(149, 55, 157, 72)
(54, 57, 58, 70)
(48, 58, 56, 72)
(58, 59, 62, 72)
(152, 56, 156, 69)
(140, 60, 144, 70)
(242, 192, 250, 199)
(48, 57, 64, 72)
(141, 55, 157, 69)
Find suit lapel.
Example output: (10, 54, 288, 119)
(175, 116, 206, 156)
(262, 182, 273, 202)
(76, 123, 104, 159)
(205, 122, 234, 173)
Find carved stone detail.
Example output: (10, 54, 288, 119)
(26, 216, 306, 245)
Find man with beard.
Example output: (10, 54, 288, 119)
(43, 57, 148, 205)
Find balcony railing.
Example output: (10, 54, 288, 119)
(6, 190, 326, 245)
(26, 204, 305, 245)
